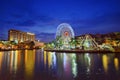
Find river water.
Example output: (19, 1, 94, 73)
(0, 49, 120, 80)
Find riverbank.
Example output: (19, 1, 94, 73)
(0, 48, 41, 51)
(0, 48, 120, 53)
(45, 49, 120, 53)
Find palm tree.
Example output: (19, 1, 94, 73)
(55, 36, 63, 49)
(29, 41, 35, 49)
(69, 38, 76, 49)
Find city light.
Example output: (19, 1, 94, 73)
(0, 0, 120, 79)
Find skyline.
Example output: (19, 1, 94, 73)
(0, 0, 120, 42)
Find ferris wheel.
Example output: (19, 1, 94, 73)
(56, 23, 75, 39)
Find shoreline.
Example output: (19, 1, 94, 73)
(0, 48, 120, 53)
(45, 49, 120, 53)
(0, 48, 41, 51)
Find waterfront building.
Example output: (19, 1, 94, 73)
(8, 29, 35, 43)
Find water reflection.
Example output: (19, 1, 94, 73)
(84, 53, 91, 73)
(102, 54, 108, 73)
(114, 58, 119, 71)
(0, 50, 119, 80)
(10, 51, 18, 73)
(0, 52, 3, 71)
(71, 54, 77, 78)
(25, 50, 35, 79)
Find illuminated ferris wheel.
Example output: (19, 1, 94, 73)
(56, 23, 75, 49)
(56, 23, 75, 39)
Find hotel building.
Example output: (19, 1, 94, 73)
(8, 29, 35, 42)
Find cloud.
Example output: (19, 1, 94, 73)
(36, 15, 54, 22)
(36, 33, 55, 42)
(34, 15, 61, 27)
(15, 20, 36, 27)
(11, 14, 23, 18)
(62, 12, 120, 35)
(0, 33, 8, 40)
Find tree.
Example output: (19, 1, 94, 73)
(69, 38, 76, 49)
(55, 36, 63, 49)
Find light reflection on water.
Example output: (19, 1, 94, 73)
(25, 50, 35, 80)
(0, 50, 119, 80)
(102, 54, 108, 73)
(114, 58, 119, 71)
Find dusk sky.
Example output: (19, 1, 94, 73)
(0, 0, 120, 42)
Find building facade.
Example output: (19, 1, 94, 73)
(8, 29, 35, 42)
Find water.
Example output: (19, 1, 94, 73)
(0, 49, 120, 80)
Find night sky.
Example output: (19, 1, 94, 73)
(0, 0, 120, 42)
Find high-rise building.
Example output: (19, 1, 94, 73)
(8, 29, 35, 42)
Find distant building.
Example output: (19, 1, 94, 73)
(8, 29, 35, 42)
